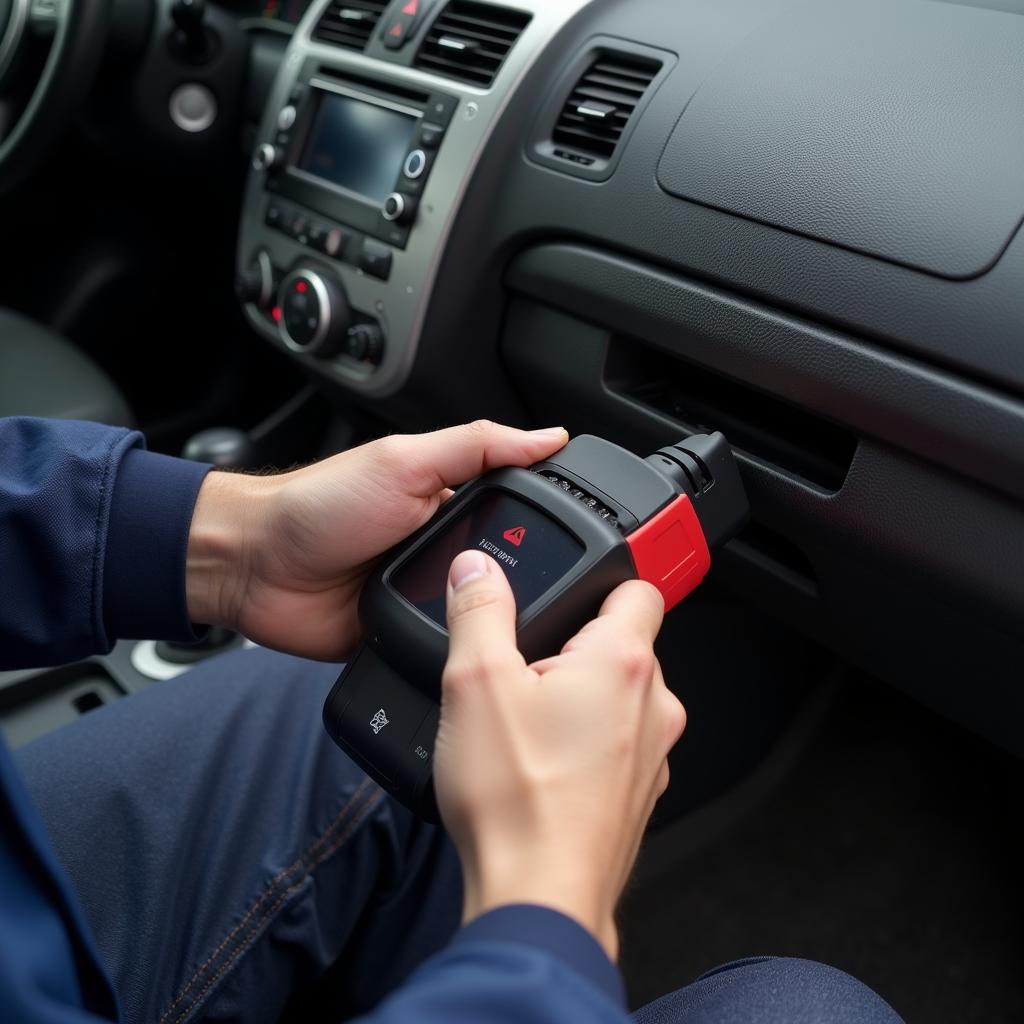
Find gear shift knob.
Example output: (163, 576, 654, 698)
(182, 427, 256, 469)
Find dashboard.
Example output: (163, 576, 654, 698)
(234, 0, 1024, 754)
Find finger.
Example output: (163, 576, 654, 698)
(562, 579, 665, 656)
(444, 550, 523, 685)
(597, 579, 665, 637)
(660, 686, 687, 749)
(392, 421, 568, 495)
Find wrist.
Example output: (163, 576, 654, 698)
(460, 848, 620, 960)
(185, 471, 277, 628)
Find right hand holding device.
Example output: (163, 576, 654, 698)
(433, 549, 687, 961)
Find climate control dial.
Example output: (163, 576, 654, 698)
(277, 268, 351, 358)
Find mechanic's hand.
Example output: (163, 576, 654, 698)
(185, 421, 567, 659)
(434, 549, 686, 961)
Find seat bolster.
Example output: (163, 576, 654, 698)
(0, 309, 134, 426)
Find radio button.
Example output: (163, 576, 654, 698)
(288, 215, 311, 245)
(382, 191, 417, 226)
(382, 224, 410, 248)
(277, 104, 296, 131)
(264, 202, 285, 230)
(417, 123, 443, 149)
(425, 93, 458, 127)
(322, 227, 345, 258)
(252, 143, 278, 171)
(306, 222, 328, 250)
(360, 239, 393, 280)
(403, 148, 427, 180)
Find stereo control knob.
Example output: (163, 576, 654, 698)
(253, 143, 278, 171)
(277, 269, 351, 358)
(344, 322, 385, 364)
(382, 191, 417, 225)
(235, 250, 276, 309)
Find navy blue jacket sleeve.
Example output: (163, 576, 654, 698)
(354, 905, 632, 1024)
(0, 417, 210, 669)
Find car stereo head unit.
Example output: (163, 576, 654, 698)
(261, 62, 458, 252)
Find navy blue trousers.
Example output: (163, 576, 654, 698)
(17, 648, 902, 1024)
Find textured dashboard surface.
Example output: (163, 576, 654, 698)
(657, 0, 1024, 279)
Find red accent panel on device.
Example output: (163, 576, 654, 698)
(626, 495, 711, 611)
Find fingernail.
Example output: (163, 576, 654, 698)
(530, 426, 566, 438)
(450, 549, 490, 590)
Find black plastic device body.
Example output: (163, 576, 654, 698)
(323, 432, 748, 821)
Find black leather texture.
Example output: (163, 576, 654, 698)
(656, 0, 1024, 280)
(0, 308, 133, 426)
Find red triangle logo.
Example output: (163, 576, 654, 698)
(402, 0, 418, 13)
(389, 21, 403, 35)
(502, 527, 526, 547)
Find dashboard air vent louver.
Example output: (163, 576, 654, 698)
(551, 54, 661, 162)
(414, 1, 532, 88)
(313, 0, 388, 51)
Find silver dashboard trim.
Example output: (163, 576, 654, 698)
(238, 0, 595, 399)
(0, 0, 29, 84)
(308, 76, 424, 120)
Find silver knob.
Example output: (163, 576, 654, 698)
(253, 143, 278, 171)
(382, 192, 406, 223)
(382, 192, 417, 225)
(277, 104, 297, 131)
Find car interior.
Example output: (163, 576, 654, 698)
(1, 0, 1022, 1019)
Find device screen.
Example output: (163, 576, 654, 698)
(297, 92, 417, 204)
(389, 490, 585, 628)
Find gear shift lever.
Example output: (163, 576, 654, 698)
(182, 427, 257, 469)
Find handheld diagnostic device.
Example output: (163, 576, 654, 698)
(323, 432, 749, 820)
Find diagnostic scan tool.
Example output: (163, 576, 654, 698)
(323, 432, 749, 820)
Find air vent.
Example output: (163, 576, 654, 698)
(414, 1, 532, 88)
(313, 0, 388, 50)
(551, 54, 660, 162)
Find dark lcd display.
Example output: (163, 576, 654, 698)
(297, 92, 417, 204)
(390, 491, 585, 628)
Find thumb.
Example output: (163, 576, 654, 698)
(445, 550, 520, 673)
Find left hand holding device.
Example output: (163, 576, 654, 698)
(184, 420, 568, 659)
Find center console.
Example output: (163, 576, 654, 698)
(237, 0, 591, 396)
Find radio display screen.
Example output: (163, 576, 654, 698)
(296, 91, 417, 204)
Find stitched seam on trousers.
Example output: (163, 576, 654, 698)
(157, 778, 375, 1024)
(170, 785, 385, 1024)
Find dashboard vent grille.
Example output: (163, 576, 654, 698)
(313, 0, 388, 50)
(552, 54, 660, 161)
(414, 1, 532, 88)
